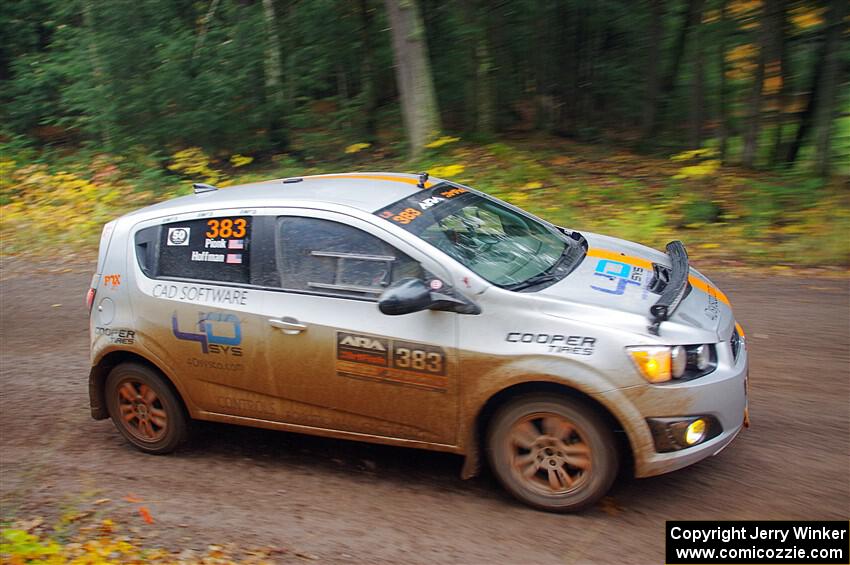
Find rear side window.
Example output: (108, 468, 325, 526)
(156, 217, 252, 284)
(277, 217, 423, 299)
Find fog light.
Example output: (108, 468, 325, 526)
(685, 419, 707, 445)
(647, 416, 721, 452)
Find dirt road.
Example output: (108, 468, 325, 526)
(1, 264, 848, 563)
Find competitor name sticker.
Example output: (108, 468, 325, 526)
(160, 217, 251, 282)
(336, 331, 448, 392)
(192, 250, 224, 262)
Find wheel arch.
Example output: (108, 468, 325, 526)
(462, 380, 635, 480)
(89, 350, 189, 420)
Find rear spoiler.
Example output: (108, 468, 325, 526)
(648, 241, 690, 336)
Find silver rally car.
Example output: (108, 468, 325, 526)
(88, 172, 748, 512)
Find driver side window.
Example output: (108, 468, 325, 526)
(277, 217, 424, 300)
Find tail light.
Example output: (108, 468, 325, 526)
(87, 273, 100, 314)
(86, 287, 96, 313)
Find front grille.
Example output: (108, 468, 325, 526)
(730, 326, 742, 360)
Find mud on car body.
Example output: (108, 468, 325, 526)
(88, 172, 748, 512)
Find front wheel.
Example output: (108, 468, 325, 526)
(486, 394, 619, 512)
(105, 363, 188, 454)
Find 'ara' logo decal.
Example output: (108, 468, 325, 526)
(338, 334, 387, 351)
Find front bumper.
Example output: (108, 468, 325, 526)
(594, 339, 748, 478)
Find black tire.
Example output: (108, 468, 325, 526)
(105, 363, 188, 454)
(486, 394, 619, 512)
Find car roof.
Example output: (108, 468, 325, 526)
(128, 172, 440, 217)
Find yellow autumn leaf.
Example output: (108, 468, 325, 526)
(727, 0, 762, 20)
(429, 164, 465, 178)
(229, 154, 254, 167)
(673, 158, 721, 179)
(523, 181, 543, 189)
(789, 5, 825, 30)
(344, 142, 371, 154)
(424, 136, 461, 149)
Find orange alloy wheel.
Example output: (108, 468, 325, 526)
(116, 379, 168, 442)
(508, 412, 592, 495)
(105, 363, 188, 454)
(487, 395, 618, 512)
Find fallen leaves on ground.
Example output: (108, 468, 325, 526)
(1, 514, 287, 564)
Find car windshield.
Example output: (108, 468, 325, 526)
(375, 184, 579, 288)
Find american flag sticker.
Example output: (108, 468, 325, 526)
(226, 254, 242, 264)
(228, 239, 244, 250)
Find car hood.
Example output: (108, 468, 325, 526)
(534, 232, 734, 341)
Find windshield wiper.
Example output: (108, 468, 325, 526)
(506, 273, 560, 291)
(506, 242, 575, 291)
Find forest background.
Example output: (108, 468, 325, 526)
(1, 0, 848, 268)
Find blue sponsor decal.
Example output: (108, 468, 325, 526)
(591, 259, 647, 296)
(172, 311, 242, 356)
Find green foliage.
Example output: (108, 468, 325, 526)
(1, 514, 282, 564)
(3, 135, 845, 268)
(0, 0, 846, 173)
(0, 0, 846, 266)
(681, 199, 722, 226)
(1, 528, 62, 561)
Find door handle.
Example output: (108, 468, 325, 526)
(268, 317, 307, 335)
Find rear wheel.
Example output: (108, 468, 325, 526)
(105, 363, 188, 454)
(486, 394, 618, 512)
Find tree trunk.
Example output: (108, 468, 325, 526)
(460, 0, 495, 136)
(384, 0, 441, 158)
(741, 1, 772, 168)
(784, 57, 822, 167)
(192, 0, 221, 63)
(769, 0, 790, 166)
(640, 0, 665, 140)
(532, 0, 553, 131)
(81, 0, 114, 149)
(262, 0, 287, 149)
(689, 15, 705, 148)
(812, 0, 848, 176)
(358, 0, 378, 141)
(474, 10, 495, 136)
(643, 0, 703, 144)
(783, 0, 848, 168)
(283, 1, 296, 116)
(716, 0, 730, 162)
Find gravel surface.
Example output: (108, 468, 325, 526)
(1, 264, 848, 563)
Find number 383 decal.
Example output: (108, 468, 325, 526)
(206, 218, 247, 239)
(393, 345, 443, 374)
(336, 332, 447, 377)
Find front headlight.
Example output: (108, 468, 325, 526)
(627, 344, 717, 383)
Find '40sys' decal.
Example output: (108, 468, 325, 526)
(172, 311, 243, 356)
(591, 259, 648, 296)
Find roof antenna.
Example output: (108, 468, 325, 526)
(193, 182, 217, 194)
(417, 172, 429, 189)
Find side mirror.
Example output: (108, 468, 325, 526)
(378, 278, 481, 316)
(378, 278, 433, 315)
